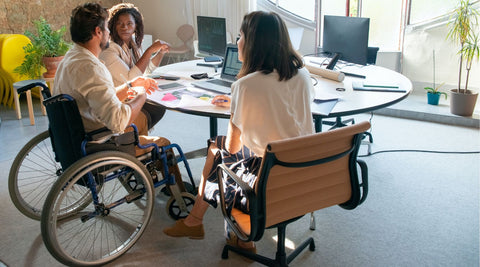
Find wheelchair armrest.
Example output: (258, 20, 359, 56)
(85, 127, 114, 144)
(17, 81, 52, 99)
(216, 163, 256, 242)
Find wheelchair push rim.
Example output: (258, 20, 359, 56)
(41, 151, 154, 266)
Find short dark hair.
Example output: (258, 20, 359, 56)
(238, 11, 303, 81)
(70, 3, 108, 44)
(108, 3, 144, 48)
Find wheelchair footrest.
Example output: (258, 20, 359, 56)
(125, 189, 144, 203)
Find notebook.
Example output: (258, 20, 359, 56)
(191, 44, 242, 94)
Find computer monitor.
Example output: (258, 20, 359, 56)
(197, 16, 227, 58)
(322, 15, 370, 66)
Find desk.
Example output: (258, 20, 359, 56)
(303, 57, 412, 131)
(148, 58, 412, 136)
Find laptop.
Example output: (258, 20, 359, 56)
(192, 44, 242, 94)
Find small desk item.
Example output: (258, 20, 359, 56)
(204, 56, 222, 62)
(147, 74, 180, 80)
(352, 81, 406, 93)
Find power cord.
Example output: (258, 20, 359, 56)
(359, 112, 480, 157)
(359, 149, 480, 157)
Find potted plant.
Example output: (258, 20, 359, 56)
(14, 17, 71, 79)
(446, 0, 479, 116)
(424, 49, 447, 105)
(424, 83, 447, 105)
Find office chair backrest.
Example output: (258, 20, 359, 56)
(367, 47, 379, 65)
(44, 94, 86, 170)
(256, 121, 371, 229)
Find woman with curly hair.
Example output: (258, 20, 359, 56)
(100, 3, 169, 133)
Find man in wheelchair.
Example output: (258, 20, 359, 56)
(53, 3, 182, 181)
(32, 4, 196, 266)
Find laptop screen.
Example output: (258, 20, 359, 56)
(221, 45, 242, 79)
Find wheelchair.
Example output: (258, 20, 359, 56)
(12, 82, 197, 266)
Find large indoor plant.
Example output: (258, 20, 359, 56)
(446, 0, 479, 116)
(14, 17, 71, 79)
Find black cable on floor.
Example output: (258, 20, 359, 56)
(359, 149, 480, 157)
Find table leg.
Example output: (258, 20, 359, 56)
(13, 88, 21, 119)
(209, 117, 218, 138)
(39, 87, 47, 116)
(26, 90, 35, 125)
(314, 116, 323, 132)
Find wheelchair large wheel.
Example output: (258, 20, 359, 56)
(166, 192, 196, 220)
(41, 151, 154, 266)
(8, 131, 60, 220)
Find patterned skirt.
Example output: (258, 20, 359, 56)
(203, 136, 262, 214)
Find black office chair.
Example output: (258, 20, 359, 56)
(367, 47, 380, 65)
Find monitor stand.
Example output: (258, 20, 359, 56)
(326, 53, 341, 70)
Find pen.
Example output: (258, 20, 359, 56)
(120, 74, 132, 89)
(341, 71, 366, 79)
(213, 99, 228, 103)
(120, 74, 136, 99)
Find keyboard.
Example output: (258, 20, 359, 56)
(208, 79, 232, 87)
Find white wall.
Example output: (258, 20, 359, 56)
(130, 0, 190, 48)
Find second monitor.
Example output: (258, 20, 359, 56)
(322, 15, 370, 66)
(197, 15, 227, 61)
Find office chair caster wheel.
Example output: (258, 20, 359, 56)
(166, 192, 195, 220)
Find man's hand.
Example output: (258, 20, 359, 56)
(130, 76, 158, 95)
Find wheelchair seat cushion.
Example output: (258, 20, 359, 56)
(85, 131, 136, 156)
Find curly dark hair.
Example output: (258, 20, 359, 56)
(108, 3, 144, 49)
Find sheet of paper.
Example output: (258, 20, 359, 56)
(315, 90, 343, 101)
(148, 86, 219, 108)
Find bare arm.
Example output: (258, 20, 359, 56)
(135, 40, 170, 72)
(225, 118, 242, 154)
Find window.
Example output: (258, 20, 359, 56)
(361, 0, 403, 51)
(409, 0, 463, 25)
(261, 0, 477, 52)
(268, 0, 316, 21)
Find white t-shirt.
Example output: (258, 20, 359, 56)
(230, 67, 315, 156)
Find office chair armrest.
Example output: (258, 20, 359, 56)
(216, 163, 256, 242)
(356, 159, 369, 205)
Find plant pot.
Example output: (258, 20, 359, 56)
(42, 56, 64, 78)
(427, 92, 440, 105)
(450, 89, 478, 116)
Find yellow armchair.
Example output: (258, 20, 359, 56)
(0, 34, 32, 109)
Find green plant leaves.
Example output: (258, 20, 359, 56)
(13, 17, 71, 79)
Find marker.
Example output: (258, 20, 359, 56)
(212, 99, 228, 103)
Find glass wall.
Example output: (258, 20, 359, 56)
(362, 0, 403, 51)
